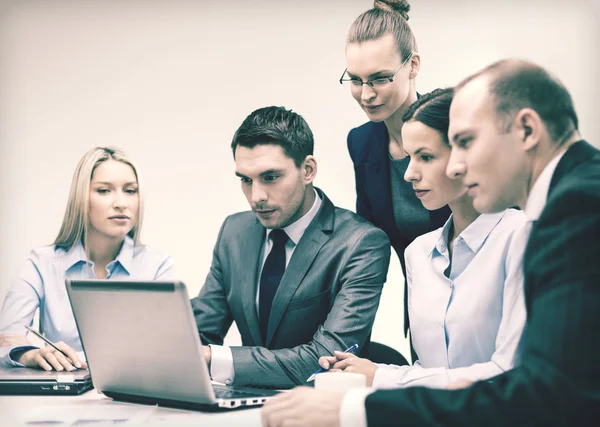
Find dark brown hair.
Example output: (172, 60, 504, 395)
(403, 88, 454, 145)
(231, 106, 314, 167)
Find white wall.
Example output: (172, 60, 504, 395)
(0, 0, 598, 359)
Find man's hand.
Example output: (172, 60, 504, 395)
(0, 334, 31, 347)
(18, 342, 87, 372)
(262, 387, 343, 427)
(446, 378, 474, 390)
(204, 345, 212, 370)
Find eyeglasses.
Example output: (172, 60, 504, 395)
(339, 53, 413, 89)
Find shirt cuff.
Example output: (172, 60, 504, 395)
(371, 364, 409, 389)
(209, 345, 235, 385)
(339, 387, 373, 427)
(6, 345, 39, 367)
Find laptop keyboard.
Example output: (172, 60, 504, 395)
(212, 384, 266, 399)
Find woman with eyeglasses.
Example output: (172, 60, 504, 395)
(343, 0, 450, 353)
(0, 147, 173, 372)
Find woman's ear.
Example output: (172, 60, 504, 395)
(408, 53, 420, 80)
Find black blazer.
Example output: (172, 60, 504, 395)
(347, 121, 451, 336)
(365, 140, 600, 426)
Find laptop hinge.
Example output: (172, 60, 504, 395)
(57, 374, 75, 383)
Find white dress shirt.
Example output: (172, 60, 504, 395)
(340, 209, 530, 427)
(524, 148, 567, 220)
(209, 189, 322, 384)
(373, 209, 528, 389)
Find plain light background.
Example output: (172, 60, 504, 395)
(0, 0, 598, 359)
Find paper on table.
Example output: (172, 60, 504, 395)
(23, 402, 262, 426)
(142, 407, 263, 426)
(23, 402, 157, 426)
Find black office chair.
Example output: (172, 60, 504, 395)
(365, 341, 410, 366)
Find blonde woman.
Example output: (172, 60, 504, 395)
(0, 147, 173, 371)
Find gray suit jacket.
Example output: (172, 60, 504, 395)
(191, 188, 391, 389)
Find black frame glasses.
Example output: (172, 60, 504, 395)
(339, 53, 413, 88)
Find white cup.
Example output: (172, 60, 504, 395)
(314, 372, 367, 393)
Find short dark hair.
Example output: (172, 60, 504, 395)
(402, 88, 454, 144)
(456, 59, 579, 143)
(231, 106, 314, 167)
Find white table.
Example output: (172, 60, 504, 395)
(0, 389, 264, 426)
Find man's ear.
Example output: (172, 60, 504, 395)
(302, 155, 318, 183)
(514, 108, 543, 152)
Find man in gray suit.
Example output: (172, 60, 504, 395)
(191, 106, 391, 389)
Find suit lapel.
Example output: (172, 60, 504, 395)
(524, 141, 597, 306)
(364, 122, 398, 238)
(265, 191, 334, 347)
(240, 218, 267, 346)
(549, 140, 596, 195)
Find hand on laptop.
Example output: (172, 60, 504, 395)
(18, 342, 88, 372)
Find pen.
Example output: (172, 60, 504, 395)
(24, 325, 76, 366)
(306, 343, 359, 382)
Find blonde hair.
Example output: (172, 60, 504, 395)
(53, 147, 144, 251)
(347, 0, 417, 62)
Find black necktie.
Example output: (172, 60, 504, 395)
(259, 229, 288, 341)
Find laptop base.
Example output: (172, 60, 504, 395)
(103, 389, 271, 412)
(0, 379, 93, 395)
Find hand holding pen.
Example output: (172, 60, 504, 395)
(311, 343, 378, 387)
(306, 344, 359, 382)
(19, 325, 87, 372)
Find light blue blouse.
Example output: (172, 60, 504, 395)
(372, 209, 529, 389)
(0, 236, 173, 366)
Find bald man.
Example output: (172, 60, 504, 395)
(262, 59, 600, 427)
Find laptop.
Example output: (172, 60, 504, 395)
(65, 279, 278, 411)
(0, 366, 93, 395)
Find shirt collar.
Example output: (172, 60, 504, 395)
(524, 149, 567, 221)
(63, 235, 135, 274)
(267, 189, 322, 245)
(458, 211, 505, 253)
(110, 235, 135, 274)
(432, 211, 506, 256)
(63, 240, 88, 271)
(431, 216, 454, 257)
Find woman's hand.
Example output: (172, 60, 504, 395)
(18, 342, 87, 372)
(317, 351, 377, 386)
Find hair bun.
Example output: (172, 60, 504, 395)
(373, 0, 410, 20)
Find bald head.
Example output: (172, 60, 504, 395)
(446, 59, 581, 214)
(455, 59, 578, 143)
